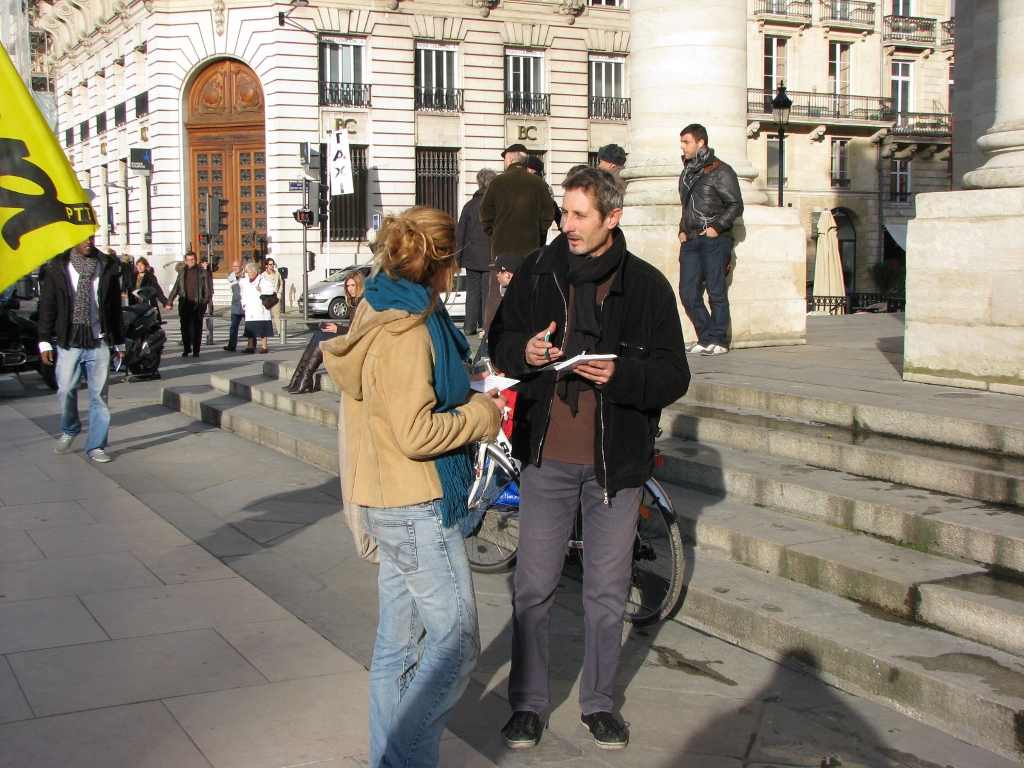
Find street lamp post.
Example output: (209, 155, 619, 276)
(772, 83, 792, 208)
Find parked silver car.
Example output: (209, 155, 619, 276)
(299, 265, 467, 320)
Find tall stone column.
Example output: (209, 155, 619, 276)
(619, 0, 806, 349)
(903, 0, 1024, 394)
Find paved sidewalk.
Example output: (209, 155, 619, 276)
(2, 314, 1021, 767)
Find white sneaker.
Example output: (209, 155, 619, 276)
(685, 342, 707, 354)
(54, 434, 75, 454)
(700, 344, 729, 356)
(87, 448, 112, 463)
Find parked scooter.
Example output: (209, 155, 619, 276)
(120, 287, 166, 381)
(0, 291, 57, 389)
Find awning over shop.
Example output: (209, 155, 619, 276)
(883, 224, 908, 252)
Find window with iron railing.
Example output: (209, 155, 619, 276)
(79, 120, 90, 142)
(941, 19, 955, 45)
(135, 91, 149, 118)
(320, 37, 370, 107)
(883, 15, 937, 43)
(588, 0, 623, 5)
(114, 101, 127, 127)
(416, 43, 462, 112)
(325, 146, 369, 242)
(891, 158, 911, 203)
(828, 41, 851, 96)
(767, 134, 786, 189)
(764, 36, 788, 94)
(748, 88, 893, 121)
(754, 0, 813, 20)
(415, 148, 460, 220)
(65, 128, 74, 147)
(819, 0, 876, 26)
(589, 54, 629, 120)
(506, 49, 549, 116)
(96, 112, 107, 135)
(831, 139, 850, 188)
(891, 60, 913, 113)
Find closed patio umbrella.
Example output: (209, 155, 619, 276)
(811, 209, 846, 314)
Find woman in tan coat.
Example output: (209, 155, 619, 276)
(322, 207, 504, 768)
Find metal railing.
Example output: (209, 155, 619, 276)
(320, 82, 371, 108)
(753, 0, 813, 21)
(589, 96, 631, 120)
(748, 88, 893, 121)
(819, 0, 875, 27)
(831, 177, 851, 189)
(883, 15, 937, 44)
(891, 111, 952, 137)
(941, 19, 955, 45)
(415, 87, 464, 112)
(766, 177, 788, 188)
(505, 92, 551, 116)
(808, 293, 907, 313)
(808, 295, 849, 314)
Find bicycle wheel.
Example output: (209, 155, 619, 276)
(464, 445, 520, 573)
(627, 480, 685, 626)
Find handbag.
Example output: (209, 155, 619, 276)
(260, 292, 279, 309)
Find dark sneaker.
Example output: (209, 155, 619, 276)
(502, 711, 542, 749)
(581, 712, 629, 750)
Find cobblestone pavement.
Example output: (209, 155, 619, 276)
(1, 315, 1018, 767)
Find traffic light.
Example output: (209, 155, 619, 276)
(293, 209, 314, 226)
(316, 182, 330, 225)
(198, 233, 211, 247)
(209, 196, 229, 235)
(307, 251, 316, 271)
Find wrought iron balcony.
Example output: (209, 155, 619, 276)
(891, 111, 953, 137)
(831, 177, 852, 189)
(320, 82, 371, 108)
(941, 19, 955, 45)
(415, 87, 464, 113)
(753, 0, 813, 22)
(589, 96, 631, 121)
(819, 0, 875, 29)
(505, 92, 551, 117)
(883, 15, 937, 44)
(748, 88, 893, 122)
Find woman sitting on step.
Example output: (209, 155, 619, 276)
(284, 270, 365, 394)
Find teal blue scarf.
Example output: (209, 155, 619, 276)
(364, 272, 473, 527)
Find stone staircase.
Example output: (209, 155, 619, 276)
(161, 361, 1024, 762)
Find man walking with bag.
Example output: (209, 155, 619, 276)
(677, 123, 743, 356)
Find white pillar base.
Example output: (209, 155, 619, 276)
(903, 188, 1024, 395)
(619, 204, 807, 349)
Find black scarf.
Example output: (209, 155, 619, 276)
(68, 250, 99, 348)
(681, 146, 714, 193)
(556, 229, 626, 415)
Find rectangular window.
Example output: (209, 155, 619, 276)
(588, 0, 623, 5)
(416, 43, 461, 111)
(135, 91, 149, 117)
(65, 127, 74, 147)
(415, 148, 460, 220)
(96, 112, 107, 135)
(892, 0, 911, 14)
(831, 139, 850, 188)
(79, 120, 90, 142)
(326, 146, 369, 242)
(114, 101, 127, 126)
(766, 134, 786, 189)
(589, 54, 629, 119)
(505, 49, 548, 115)
(828, 42, 851, 95)
(891, 60, 913, 113)
(764, 36, 788, 94)
(588, 152, 600, 168)
(891, 158, 911, 203)
(319, 36, 369, 107)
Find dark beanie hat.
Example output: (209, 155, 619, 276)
(597, 143, 627, 166)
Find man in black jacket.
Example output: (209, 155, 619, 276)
(678, 123, 743, 356)
(456, 167, 497, 337)
(489, 167, 689, 751)
(165, 251, 212, 357)
(38, 236, 125, 463)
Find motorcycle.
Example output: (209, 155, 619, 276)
(0, 291, 57, 389)
(120, 287, 166, 380)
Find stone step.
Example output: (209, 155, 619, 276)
(654, 436, 1024, 574)
(160, 386, 338, 474)
(685, 377, 1024, 457)
(210, 372, 339, 429)
(673, 548, 1024, 762)
(264, 360, 341, 396)
(661, 403, 1024, 508)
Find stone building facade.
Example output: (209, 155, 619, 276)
(31, 0, 952, 303)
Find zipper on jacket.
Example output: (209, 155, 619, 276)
(535, 272, 570, 463)
(598, 390, 610, 505)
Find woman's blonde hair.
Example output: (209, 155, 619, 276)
(372, 206, 458, 311)
(345, 269, 366, 308)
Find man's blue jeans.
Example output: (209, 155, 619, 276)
(678, 234, 734, 347)
(227, 312, 243, 349)
(364, 500, 480, 768)
(55, 343, 111, 453)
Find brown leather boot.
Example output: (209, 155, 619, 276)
(292, 349, 323, 394)
(284, 345, 315, 392)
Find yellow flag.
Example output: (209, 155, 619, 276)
(0, 45, 97, 293)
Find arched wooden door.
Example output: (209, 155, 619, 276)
(185, 60, 267, 276)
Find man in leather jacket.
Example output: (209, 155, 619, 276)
(165, 251, 212, 357)
(677, 123, 743, 356)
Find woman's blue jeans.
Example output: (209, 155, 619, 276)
(364, 501, 480, 768)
